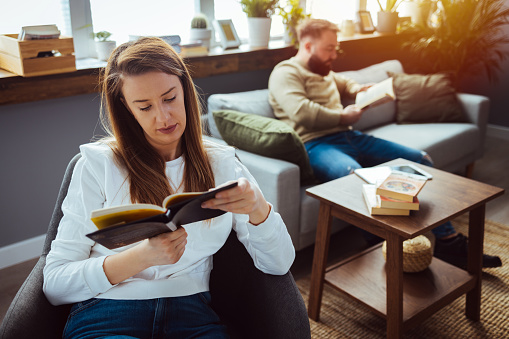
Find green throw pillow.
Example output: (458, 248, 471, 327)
(389, 72, 466, 124)
(212, 110, 315, 183)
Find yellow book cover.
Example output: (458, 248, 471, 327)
(86, 182, 238, 249)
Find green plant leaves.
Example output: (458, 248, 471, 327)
(404, 0, 509, 86)
(240, 0, 279, 18)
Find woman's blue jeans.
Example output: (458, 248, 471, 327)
(305, 131, 455, 239)
(63, 292, 229, 339)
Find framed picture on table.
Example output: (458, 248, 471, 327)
(358, 11, 375, 33)
(213, 19, 241, 49)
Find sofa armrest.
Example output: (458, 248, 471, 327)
(457, 92, 490, 146)
(202, 135, 301, 245)
(0, 256, 71, 339)
(234, 148, 301, 246)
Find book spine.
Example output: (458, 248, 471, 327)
(376, 187, 414, 202)
(380, 200, 419, 210)
(371, 208, 410, 216)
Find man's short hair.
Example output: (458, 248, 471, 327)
(297, 19, 340, 42)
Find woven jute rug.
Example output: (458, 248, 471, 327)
(296, 215, 509, 338)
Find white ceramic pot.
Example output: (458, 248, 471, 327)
(248, 17, 271, 48)
(189, 28, 212, 49)
(377, 11, 399, 34)
(95, 40, 116, 61)
(341, 19, 355, 37)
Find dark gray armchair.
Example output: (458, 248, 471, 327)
(0, 154, 310, 339)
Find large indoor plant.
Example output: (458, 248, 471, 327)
(376, 0, 405, 33)
(240, 0, 279, 48)
(277, 0, 310, 46)
(404, 0, 509, 88)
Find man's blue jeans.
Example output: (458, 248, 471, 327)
(305, 131, 455, 239)
(63, 292, 229, 338)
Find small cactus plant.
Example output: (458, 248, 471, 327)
(191, 13, 209, 29)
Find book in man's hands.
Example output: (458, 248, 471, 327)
(355, 77, 395, 110)
(376, 172, 427, 202)
(86, 182, 238, 249)
(362, 184, 410, 216)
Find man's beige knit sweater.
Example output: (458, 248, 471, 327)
(268, 57, 361, 143)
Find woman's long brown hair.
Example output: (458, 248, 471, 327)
(100, 37, 215, 205)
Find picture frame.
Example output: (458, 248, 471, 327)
(213, 19, 241, 49)
(357, 11, 375, 34)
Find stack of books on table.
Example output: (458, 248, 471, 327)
(362, 172, 427, 216)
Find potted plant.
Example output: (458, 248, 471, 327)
(406, 0, 435, 27)
(404, 0, 509, 89)
(277, 0, 310, 46)
(376, 0, 404, 33)
(190, 13, 212, 50)
(94, 31, 116, 61)
(240, 0, 279, 48)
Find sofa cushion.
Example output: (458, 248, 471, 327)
(207, 89, 274, 139)
(213, 110, 314, 183)
(337, 59, 404, 85)
(338, 60, 403, 131)
(352, 101, 397, 132)
(365, 122, 480, 169)
(389, 72, 466, 124)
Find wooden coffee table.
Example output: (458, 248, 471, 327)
(306, 159, 504, 339)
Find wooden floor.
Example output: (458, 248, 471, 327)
(1, 134, 508, 324)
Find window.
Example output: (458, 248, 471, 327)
(306, 0, 415, 29)
(366, 0, 415, 26)
(214, 0, 286, 42)
(0, 0, 70, 36)
(6, 0, 313, 62)
(306, 0, 359, 27)
(89, 0, 195, 44)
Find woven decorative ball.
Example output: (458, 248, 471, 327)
(382, 235, 432, 272)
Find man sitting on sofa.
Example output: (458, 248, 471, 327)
(268, 18, 501, 269)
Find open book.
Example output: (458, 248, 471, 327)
(86, 182, 238, 249)
(355, 77, 395, 110)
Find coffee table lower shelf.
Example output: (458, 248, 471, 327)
(324, 244, 476, 331)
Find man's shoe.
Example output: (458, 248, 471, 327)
(434, 233, 502, 269)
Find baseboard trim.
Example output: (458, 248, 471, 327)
(0, 235, 45, 270)
(487, 124, 509, 141)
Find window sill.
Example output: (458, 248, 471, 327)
(0, 33, 408, 106)
(0, 39, 298, 106)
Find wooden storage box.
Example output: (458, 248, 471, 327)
(0, 34, 76, 77)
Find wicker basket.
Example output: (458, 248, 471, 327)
(382, 235, 432, 272)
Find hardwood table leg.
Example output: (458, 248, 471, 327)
(386, 232, 404, 339)
(308, 203, 333, 321)
(466, 205, 485, 321)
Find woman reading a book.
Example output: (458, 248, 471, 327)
(43, 37, 295, 338)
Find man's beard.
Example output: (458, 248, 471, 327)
(307, 54, 333, 76)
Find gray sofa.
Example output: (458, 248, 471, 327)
(205, 60, 489, 251)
